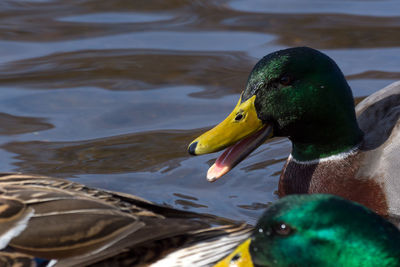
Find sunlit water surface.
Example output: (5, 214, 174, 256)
(0, 0, 399, 224)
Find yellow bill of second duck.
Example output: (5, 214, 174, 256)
(214, 238, 253, 267)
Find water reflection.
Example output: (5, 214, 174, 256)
(0, 51, 252, 95)
(58, 12, 174, 24)
(229, 0, 400, 17)
(2, 129, 198, 176)
(0, 112, 53, 135)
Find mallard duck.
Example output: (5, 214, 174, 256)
(213, 194, 400, 267)
(188, 47, 400, 224)
(0, 173, 251, 266)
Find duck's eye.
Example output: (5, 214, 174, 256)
(272, 222, 293, 236)
(279, 75, 292, 86)
(235, 113, 244, 121)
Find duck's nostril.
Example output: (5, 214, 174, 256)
(188, 142, 198, 155)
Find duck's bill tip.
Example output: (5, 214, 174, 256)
(188, 141, 198, 155)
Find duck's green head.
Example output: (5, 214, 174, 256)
(188, 47, 363, 181)
(214, 194, 400, 267)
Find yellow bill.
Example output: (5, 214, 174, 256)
(188, 95, 273, 182)
(214, 238, 253, 267)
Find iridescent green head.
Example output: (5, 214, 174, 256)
(245, 47, 363, 161)
(250, 194, 400, 266)
(189, 47, 364, 181)
(214, 194, 400, 267)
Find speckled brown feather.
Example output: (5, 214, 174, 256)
(0, 197, 32, 239)
(0, 251, 35, 267)
(279, 81, 400, 225)
(0, 173, 250, 266)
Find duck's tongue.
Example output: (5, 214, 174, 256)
(207, 126, 273, 182)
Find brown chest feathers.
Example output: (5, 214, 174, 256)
(278, 153, 389, 217)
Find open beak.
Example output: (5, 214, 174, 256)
(213, 238, 253, 267)
(188, 95, 273, 182)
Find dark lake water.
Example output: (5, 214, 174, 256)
(0, 0, 399, 225)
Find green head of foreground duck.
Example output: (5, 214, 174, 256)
(188, 47, 364, 181)
(214, 194, 400, 267)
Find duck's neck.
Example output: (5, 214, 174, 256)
(290, 120, 364, 162)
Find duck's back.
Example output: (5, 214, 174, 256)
(356, 81, 400, 224)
